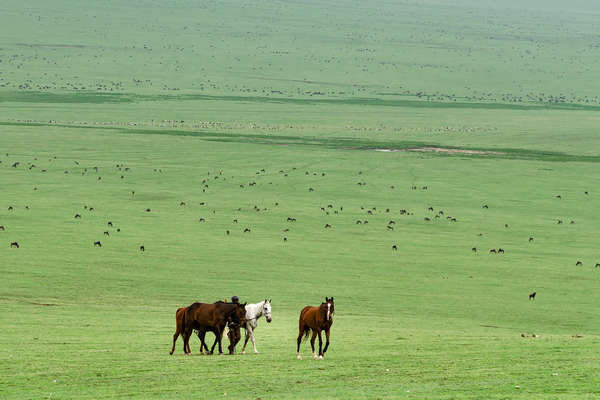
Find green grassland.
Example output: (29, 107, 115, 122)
(2, 0, 600, 399)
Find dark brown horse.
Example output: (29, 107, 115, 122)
(297, 297, 334, 360)
(182, 301, 246, 355)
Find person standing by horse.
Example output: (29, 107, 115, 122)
(297, 297, 334, 360)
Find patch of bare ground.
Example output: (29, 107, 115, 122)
(375, 147, 504, 155)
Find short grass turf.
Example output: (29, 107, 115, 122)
(2, 126, 600, 399)
(2, 0, 600, 398)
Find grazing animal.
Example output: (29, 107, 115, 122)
(199, 218, 205, 222)
(576, 261, 582, 266)
(241, 300, 273, 355)
(0, 225, 4, 231)
(428, 207, 434, 211)
(595, 263, 600, 268)
(74, 214, 81, 219)
(387, 225, 394, 230)
(287, 217, 296, 222)
(283, 237, 287, 242)
(108, 221, 113, 227)
(145, 208, 151, 212)
(529, 292, 536, 300)
(104, 231, 109, 236)
(504, 224, 509, 228)
(472, 247, 477, 253)
(482, 204, 488, 209)
(498, 248, 505, 254)
(356, 220, 362, 224)
(10, 242, 19, 248)
(8, 206, 13, 211)
(182, 301, 247, 355)
(94, 241, 102, 247)
(180, 202, 186, 206)
(424, 217, 430, 222)
(490, 249, 496, 254)
(556, 195, 561, 199)
(324, 224, 332, 229)
(529, 237, 534, 242)
(392, 245, 398, 251)
(140, 245, 145, 252)
(170, 307, 190, 355)
(244, 228, 251, 233)
(297, 297, 334, 360)
(226, 230, 230, 235)
(557, 220, 563, 224)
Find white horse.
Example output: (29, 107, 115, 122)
(241, 299, 272, 354)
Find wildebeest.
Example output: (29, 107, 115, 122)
(529, 292, 536, 300)
(94, 241, 102, 247)
(10, 242, 19, 248)
(297, 297, 334, 360)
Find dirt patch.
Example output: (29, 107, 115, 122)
(375, 147, 504, 155)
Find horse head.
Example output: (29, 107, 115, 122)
(263, 299, 272, 323)
(235, 302, 247, 325)
(322, 297, 335, 321)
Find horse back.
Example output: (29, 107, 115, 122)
(299, 305, 320, 326)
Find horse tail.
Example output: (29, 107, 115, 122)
(180, 308, 186, 337)
(302, 326, 311, 342)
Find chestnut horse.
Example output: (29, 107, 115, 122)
(297, 297, 334, 360)
(181, 301, 246, 355)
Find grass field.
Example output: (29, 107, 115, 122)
(2, 1, 600, 399)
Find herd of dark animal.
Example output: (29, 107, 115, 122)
(2, 152, 596, 310)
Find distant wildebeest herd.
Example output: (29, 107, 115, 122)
(170, 297, 335, 359)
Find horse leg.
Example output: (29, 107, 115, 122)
(246, 325, 258, 354)
(182, 329, 192, 355)
(217, 327, 225, 354)
(242, 326, 250, 354)
(197, 330, 205, 355)
(209, 332, 219, 355)
(310, 330, 318, 360)
(317, 330, 323, 360)
(322, 328, 331, 357)
(170, 326, 180, 355)
(296, 326, 305, 360)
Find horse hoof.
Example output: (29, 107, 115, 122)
(297, 355, 302, 360)
(313, 355, 318, 360)
(254, 351, 259, 355)
(242, 350, 246, 355)
(319, 355, 323, 360)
